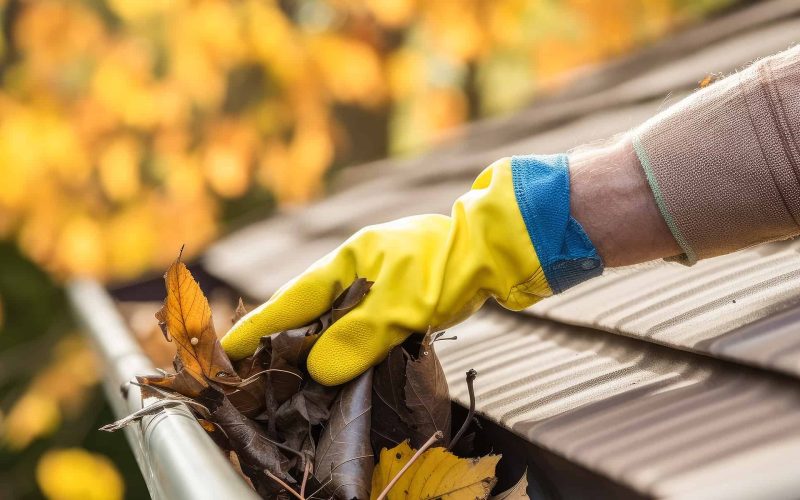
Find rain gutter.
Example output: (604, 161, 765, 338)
(66, 279, 258, 500)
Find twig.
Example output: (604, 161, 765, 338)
(448, 369, 477, 451)
(128, 381, 212, 418)
(432, 331, 457, 343)
(214, 367, 303, 387)
(376, 430, 443, 500)
(237, 368, 303, 386)
(300, 457, 312, 497)
(264, 470, 305, 500)
(306, 475, 333, 499)
(100, 400, 185, 431)
(266, 437, 306, 462)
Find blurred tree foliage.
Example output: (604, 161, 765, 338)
(0, 0, 738, 498)
(0, 242, 146, 499)
(0, 0, 736, 282)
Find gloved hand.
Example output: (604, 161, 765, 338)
(221, 155, 602, 385)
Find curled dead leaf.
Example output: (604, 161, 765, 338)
(371, 347, 413, 454)
(315, 369, 374, 499)
(404, 334, 451, 449)
(331, 278, 373, 322)
(136, 367, 209, 398)
(197, 388, 293, 483)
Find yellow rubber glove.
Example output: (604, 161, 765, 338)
(221, 158, 552, 385)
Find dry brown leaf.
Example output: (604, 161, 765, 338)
(232, 297, 248, 324)
(490, 470, 528, 499)
(331, 278, 373, 322)
(136, 368, 209, 398)
(155, 257, 240, 387)
(225, 374, 268, 418)
(314, 369, 374, 499)
(371, 441, 500, 500)
(371, 347, 413, 454)
(197, 388, 292, 483)
(404, 334, 451, 449)
(699, 73, 720, 88)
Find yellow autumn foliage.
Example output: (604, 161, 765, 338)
(0, 0, 734, 281)
(1, 336, 99, 450)
(36, 448, 123, 500)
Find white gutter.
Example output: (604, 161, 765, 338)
(67, 279, 259, 500)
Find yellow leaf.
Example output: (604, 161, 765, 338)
(386, 49, 424, 100)
(421, 1, 486, 62)
(2, 336, 99, 450)
(106, 0, 175, 23)
(2, 392, 60, 450)
(201, 121, 256, 199)
(371, 442, 500, 500)
(36, 448, 123, 500)
(105, 204, 156, 279)
(364, 0, 415, 28)
(55, 215, 105, 278)
(309, 34, 386, 106)
(372, 441, 414, 498)
(98, 135, 141, 202)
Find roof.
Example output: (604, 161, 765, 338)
(439, 308, 800, 499)
(204, 2, 800, 497)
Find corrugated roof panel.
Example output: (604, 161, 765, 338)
(529, 240, 800, 380)
(438, 308, 800, 499)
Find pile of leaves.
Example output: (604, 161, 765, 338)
(103, 257, 528, 499)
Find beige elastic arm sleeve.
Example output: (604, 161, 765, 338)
(633, 45, 800, 264)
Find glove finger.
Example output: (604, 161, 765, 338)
(221, 251, 353, 360)
(307, 307, 411, 386)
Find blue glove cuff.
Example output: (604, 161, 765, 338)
(511, 154, 603, 294)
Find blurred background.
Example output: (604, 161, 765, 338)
(0, 0, 739, 498)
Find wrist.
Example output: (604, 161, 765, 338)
(568, 136, 680, 267)
(510, 154, 603, 293)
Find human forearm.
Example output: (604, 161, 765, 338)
(572, 45, 800, 268)
(631, 45, 800, 263)
(569, 136, 680, 267)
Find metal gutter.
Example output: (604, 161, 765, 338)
(67, 279, 259, 500)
